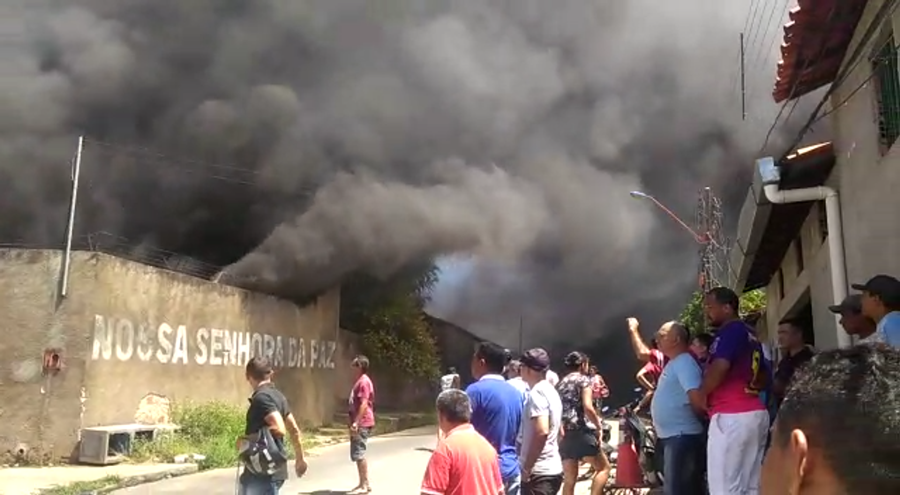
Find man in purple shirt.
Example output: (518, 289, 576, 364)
(700, 287, 771, 495)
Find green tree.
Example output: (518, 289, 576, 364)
(679, 288, 767, 334)
(340, 262, 441, 380)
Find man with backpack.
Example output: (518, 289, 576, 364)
(238, 356, 307, 495)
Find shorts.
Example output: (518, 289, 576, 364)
(559, 427, 600, 460)
(350, 427, 371, 462)
(523, 474, 562, 495)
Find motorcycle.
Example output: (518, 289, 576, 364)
(614, 387, 663, 488)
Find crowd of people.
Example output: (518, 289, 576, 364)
(230, 273, 900, 495)
(423, 343, 611, 495)
(423, 273, 900, 495)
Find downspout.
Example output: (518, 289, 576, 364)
(756, 157, 851, 348)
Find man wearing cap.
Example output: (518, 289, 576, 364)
(829, 294, 882, 344)
(853, 274, 900, 346)
(518, 348, 563, 495)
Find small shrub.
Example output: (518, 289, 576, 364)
(132, 401, 247, 470)
(132, 401, 321, 470)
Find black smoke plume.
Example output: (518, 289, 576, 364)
(1, 1, 808, 388)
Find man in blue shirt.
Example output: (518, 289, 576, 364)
(467, 342, 524, 495)
(854, 274, 900, 346)
(650, 321, 706, 495)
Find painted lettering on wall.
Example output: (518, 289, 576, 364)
(91, 315, 336, 368)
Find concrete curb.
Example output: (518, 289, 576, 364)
(100, 464, 199, 493)
(40, 464, 199, 494)
(47, 415, 434, 493)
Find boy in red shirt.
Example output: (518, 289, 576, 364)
(421, 389, 503, 495)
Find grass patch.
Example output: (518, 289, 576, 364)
(131, 402, 320, 470)
(40, 475, 121, 495)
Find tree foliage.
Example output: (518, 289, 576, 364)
(678, 288, 767, 334)
(340, 262, 441, 380)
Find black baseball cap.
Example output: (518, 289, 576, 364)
(828, 294, 863, 315)
(520, 348, 551, 372)
(851, 275, 900, 305)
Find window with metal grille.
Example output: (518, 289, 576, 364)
(873, 34, 900, 150)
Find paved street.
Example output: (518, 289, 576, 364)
(112, 425, 612, 494)
(113, 426, 454, 494)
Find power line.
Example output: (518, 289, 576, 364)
(745, 0, 777, 63)
(757, 2, 843, 154)
(742, 0, 762, 36)
(749, 0, 791, 76)
(82, 137, 319, 196)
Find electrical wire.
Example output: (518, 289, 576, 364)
(745, 0, 773, 58)
(757, 1, 843, 154)
(82, 137, 320, 197)
(750, 0, 792, 76)
(751, 0, 790, 71)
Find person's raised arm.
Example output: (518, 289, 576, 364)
(627, 318, 652, 362)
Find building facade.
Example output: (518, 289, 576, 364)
(733, 0, 900, 349)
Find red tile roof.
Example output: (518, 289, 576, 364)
(773, 0, 869, 103)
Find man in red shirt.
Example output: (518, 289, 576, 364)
(348, 355, 376, 494)
(421, 389, 503, 495)
(627, 318, 669, 413)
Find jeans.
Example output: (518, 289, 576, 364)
(239, 477, 284, 495)
(660, 433, 705, 495)
(504, 473, 522, 495)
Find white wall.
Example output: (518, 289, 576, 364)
(830, 0, 900, 283)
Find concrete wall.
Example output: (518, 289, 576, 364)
(762, 206, 841, 351)
(427, 315, 482, 387)
(0, 249, 348, 462)
(830, 0, 900, 282)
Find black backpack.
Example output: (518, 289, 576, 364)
(239, 425, 288, 476)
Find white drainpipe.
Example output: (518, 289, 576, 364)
(757, 157, 851, 348)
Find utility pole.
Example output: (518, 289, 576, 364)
(740, 32, 747, 120)
(696, 187, 732, 291)
(61, 135, 84, 298)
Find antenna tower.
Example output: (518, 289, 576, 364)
(696, 187, 730, 291)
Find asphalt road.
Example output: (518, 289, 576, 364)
(112, 425, 613, 494)
(112, 426, 444, 494)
